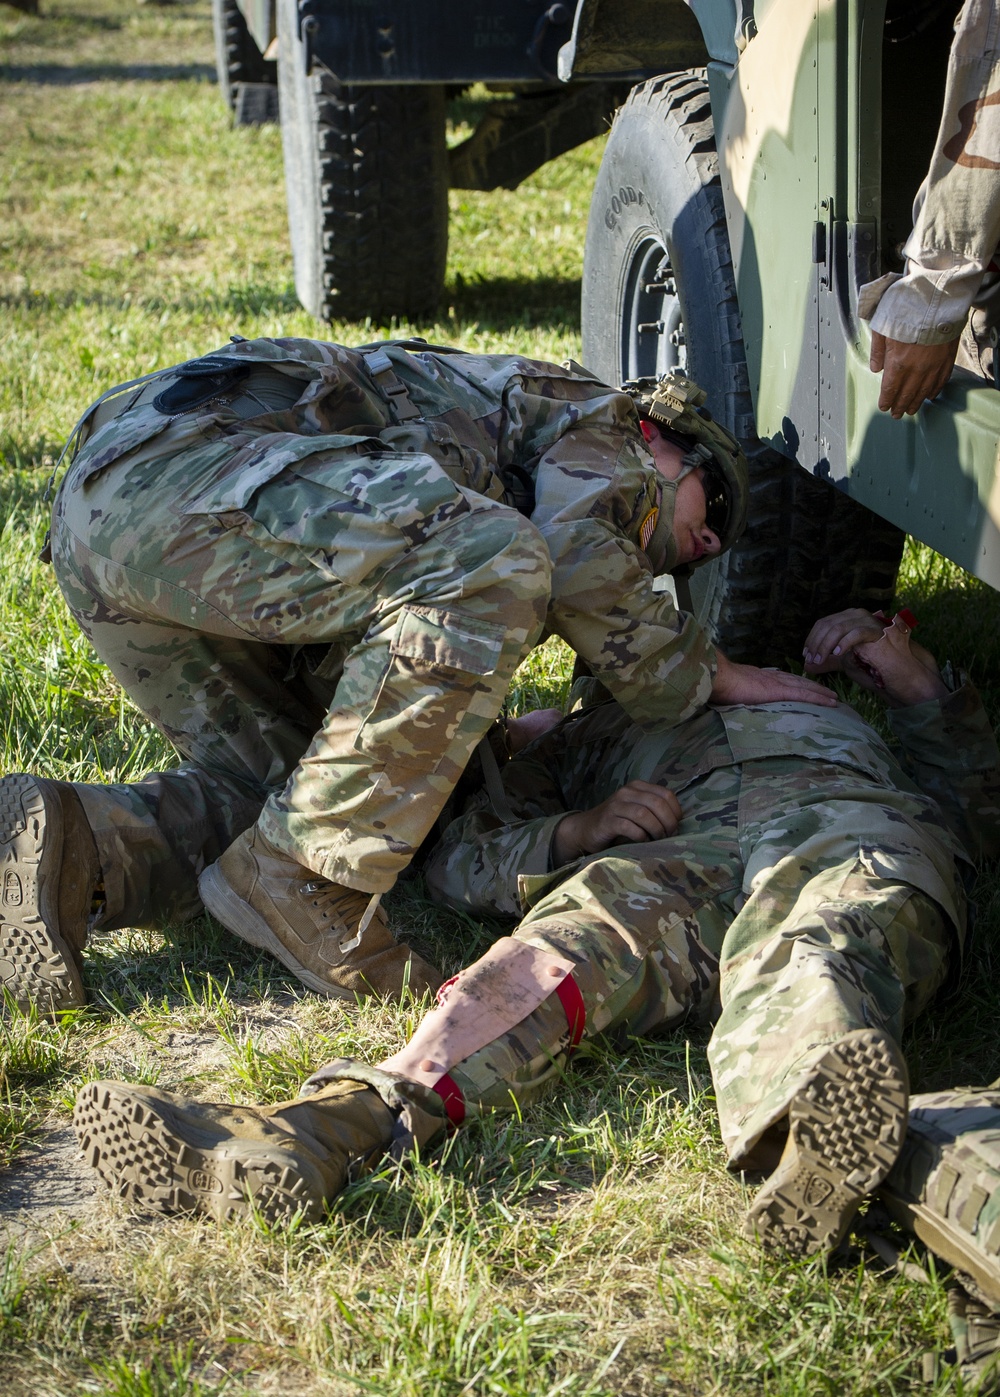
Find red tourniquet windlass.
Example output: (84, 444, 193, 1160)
(430, 971, 587, 1125)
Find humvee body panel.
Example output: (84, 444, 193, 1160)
(221, 0, 1000, 600)
(710, 0, 1000, 589)
(290, 0, 575, 86)
(684, 0, 739, 64)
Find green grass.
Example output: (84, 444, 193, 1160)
(0, 1000, 81, 1166)
(2, 0, 1000, 1392)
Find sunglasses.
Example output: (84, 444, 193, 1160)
(700, 468, 730, 538)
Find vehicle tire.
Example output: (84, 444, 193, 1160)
(277, 0, 448, 323)
(581, 71, 905, 666)
(212, 0, 276, 115)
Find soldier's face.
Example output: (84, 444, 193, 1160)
(641, 422, 723, 566)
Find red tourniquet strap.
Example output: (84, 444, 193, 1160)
(430, 972, 585, 1124)
(432, 1073, 466, 1126)
(555, 974, 586, 1050)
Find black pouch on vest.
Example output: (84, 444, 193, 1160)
(153, 358, 252, 415)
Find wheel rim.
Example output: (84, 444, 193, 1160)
(620, 235, 723, 630)
(619, 236, 686, 380)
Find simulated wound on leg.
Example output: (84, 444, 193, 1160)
(379, 936, 586, 1123)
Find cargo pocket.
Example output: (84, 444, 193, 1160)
(355, 604, 507, 770)
(66, 410, 175, 489)
(183, 433, 371, 517)
(838, 847, 955, 1013)
(186, 441, 471, 588)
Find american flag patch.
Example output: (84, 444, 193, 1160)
(639, 507, 659, 552)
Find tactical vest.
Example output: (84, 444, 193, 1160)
(53, 337, 538, 517)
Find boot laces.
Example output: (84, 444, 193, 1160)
(299, 880, 382, 953)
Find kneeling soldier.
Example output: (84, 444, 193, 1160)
(75, 608, 1000, 1256)
(1, 345, 836, 1011)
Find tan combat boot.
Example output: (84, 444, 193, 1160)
(74, 1061, 447, 1223)
(744, 1028, 909, 1255)
(197, 827, 442, 1002)
(0, 774, 100, 1013)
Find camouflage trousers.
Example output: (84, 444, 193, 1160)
(421, 758, 954, 1166)
(51, 429, 550, 923)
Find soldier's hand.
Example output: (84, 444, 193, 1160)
(870, 331, 960, 419)
(803, 608, 886, 671)
(552, 780, 681, 864)
(803, 608, 948, 706)
(711, 651, 839, 708)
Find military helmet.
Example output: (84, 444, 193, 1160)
(621, 368, 749, 558)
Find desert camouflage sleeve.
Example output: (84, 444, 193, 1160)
(500, 373, 717, 729)
(859, 0, 1000, 345)
(888, 681, 1000, 860)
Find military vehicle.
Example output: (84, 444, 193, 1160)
(579, 0, 1000, 662)
(215, 0, 1000, 663)
(210, 0, 644, 323)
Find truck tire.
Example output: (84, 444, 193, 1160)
(277, 0, 448, 323)
(212, 0, 276, 114)
(582, 72, 905, 666)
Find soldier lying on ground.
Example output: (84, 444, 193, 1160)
(0, 345, 836, 1013)
(74, 607, 1000, 1259)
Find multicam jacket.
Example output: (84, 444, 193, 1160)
(69, 337, 715, 729)
(426, 685, 1000, 937)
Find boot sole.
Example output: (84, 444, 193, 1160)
(0, 774, 86, 1013)
(745, 1028, 909, 1256)
(73, 1081, 330, 1224)
(198, 862, 358, 1002)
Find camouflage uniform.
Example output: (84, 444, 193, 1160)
(422, 687, 1000, 1165)
(50, 337, 714, 928)
(859, 0, 1000, 375)
(70, 682, 1000, 1245)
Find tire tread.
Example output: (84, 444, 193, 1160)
(213, 0, 276, 113)
(286, 67, 448, 322)
(583, 71, 904, 664)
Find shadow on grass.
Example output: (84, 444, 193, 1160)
(1, 62, 216, 83)
(903, 864, 1000, 1093)
(444, 274, 582, 333)
(447, 91, 507, 130)
(78, 877, 506, 1022)
(0, 274, 583, 336)
(81, 913, 307, 1017)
